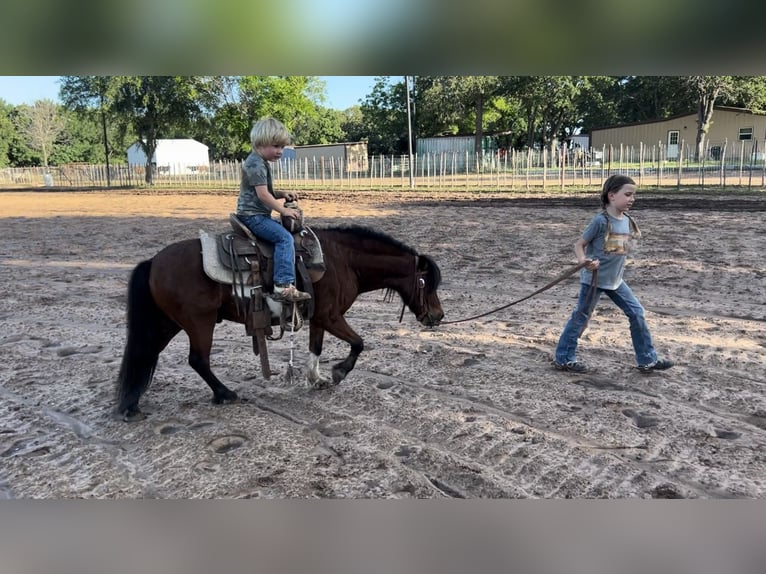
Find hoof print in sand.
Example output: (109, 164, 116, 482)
(209, 434, 248, 454)
(713, 429, 741, 440)
(622, 408, 660, 428)
(652, 483, 686, 499)
(154, 423, 182, 436)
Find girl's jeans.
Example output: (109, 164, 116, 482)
(555, 281, 658, 367)
(241, 214, 295, 286)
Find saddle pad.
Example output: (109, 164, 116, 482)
(199, 230, 248, 285)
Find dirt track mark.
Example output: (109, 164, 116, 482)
(242, 373, 738, 499)
(0, 386, 154, 498)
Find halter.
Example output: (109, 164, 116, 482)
(397, 255, 427, 323)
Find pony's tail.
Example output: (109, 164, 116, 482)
(115, 259, 163, 416)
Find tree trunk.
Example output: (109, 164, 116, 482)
(142, 136, 157, 185)
(696, 88, 718, 162)
(525, 106, 537, 148)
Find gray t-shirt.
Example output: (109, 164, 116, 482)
(237, 152, 274, 216)
(580, 212, 637, 290)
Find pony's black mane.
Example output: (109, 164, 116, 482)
(314, 224, 441, 289)
(320, 224, 418, 256)
(318, 224, 441, 289)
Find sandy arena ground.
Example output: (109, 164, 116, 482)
(1, 189, 765, 498)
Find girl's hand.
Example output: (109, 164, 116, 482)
(584, 259, 599, 271)
(281, 191, 298, 201)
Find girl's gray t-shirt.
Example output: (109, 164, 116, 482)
(580, 212, 634, 290)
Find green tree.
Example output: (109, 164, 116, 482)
(293, 107, 344, 145)
(59, 76, 130, 172)
(536, 77, 580, 152)
(0, 100, 15, 167)
(437, 76, 502, 152)
(575, 76, 626, 133)
(685, 76, 736, 160)
(415, 76, 514, 148)
(5, 106, 37, 166)
(189, 76, 244, 160)
(115, 76, 223, 183)
(614, 77, 694, 124)
(50, 107, 133, 165)
(414, 76, 465, 136)
(505, 76, 547, 148)
(337, 105, 366, 142)
(201, 76, 339, 158)
(62, 76, 224, 183)
(359, 77, 409, 154)
(237, 76, 329, 147)
(507, 76, 583, 150)
(15, 99, 67, 169)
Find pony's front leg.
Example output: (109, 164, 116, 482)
(307, 324, 331, 389)
(306, 353, 328, 389)
(322, 317, 364, 386)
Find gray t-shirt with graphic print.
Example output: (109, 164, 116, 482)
(237, 151, 274, 216)
(580, 212, 635, 290)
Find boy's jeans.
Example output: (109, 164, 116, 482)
(555, 281, 658, 367)
(241, 214, 295, 286)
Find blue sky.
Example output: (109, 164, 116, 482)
(0, 76, 379, 110)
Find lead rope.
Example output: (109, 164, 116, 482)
(441, 262, 596, 325)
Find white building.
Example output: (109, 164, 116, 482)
(127, 138, 210, 175)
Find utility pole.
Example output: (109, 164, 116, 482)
(99, 78, 111, 188)
(405, 75, 415, 189)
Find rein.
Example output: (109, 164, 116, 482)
(440, 262, 597, 325)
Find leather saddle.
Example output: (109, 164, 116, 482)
(210, 215, 325, 325)
(224, 213, 325, 282)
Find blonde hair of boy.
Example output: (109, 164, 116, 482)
(250, 117, 291, 149)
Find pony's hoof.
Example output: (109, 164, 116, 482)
(308, 377, 331, 390)
(115, 407, 146, 422)
(331, 369, 346, 385)
(212, 390, 239, 404)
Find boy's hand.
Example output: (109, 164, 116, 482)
(281, 191, 298, 201)
(281, 207, 301, 219)
(584, 259, 599, 270)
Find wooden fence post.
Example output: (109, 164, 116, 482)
(676, 140, 686, 190)
(739, 141, 745, 185)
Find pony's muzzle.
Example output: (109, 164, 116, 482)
(419, 310, 444, 327)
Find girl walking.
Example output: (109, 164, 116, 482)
(554, 174, 673, 373)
